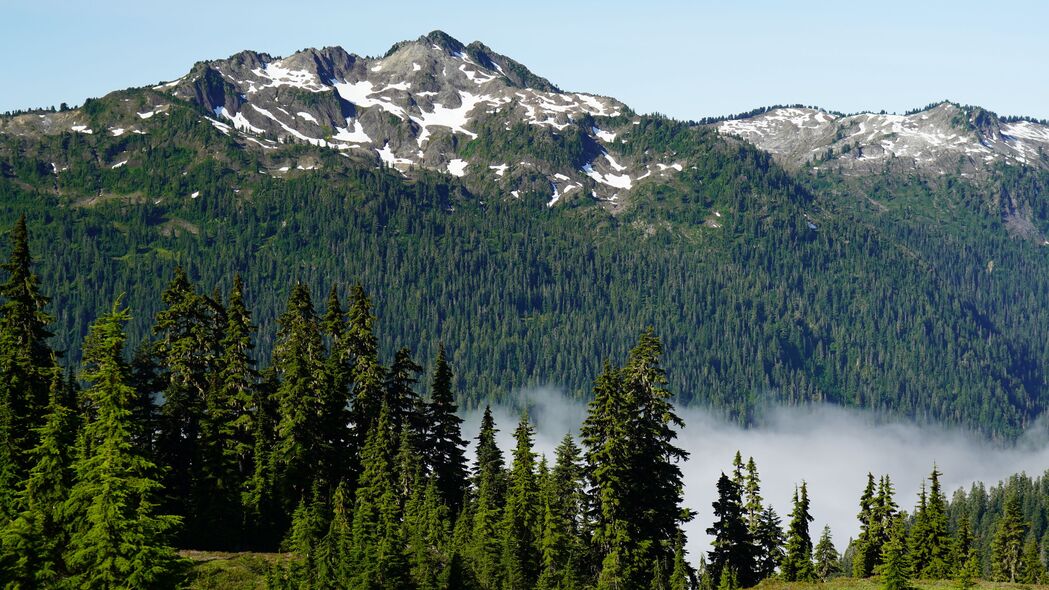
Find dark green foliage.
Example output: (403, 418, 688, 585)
(425, 343, 468, 513)
(63, 301, 183, 589)
(991, 492, 1027, 582)
(753, 505, 784, 580)
(910, 466, 950, 579)
(814, 525, 841, 581)
(468, 405, 507, 590)
(706, 471, 758, 587)
(501, 413, 540, 590)
(877, 516, 911, 590)
(537, 434, 586, 590)
(781, 483, 815, 582)
(853, 473, 880, 577)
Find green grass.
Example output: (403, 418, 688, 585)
(183, 550, 290, 590)
(756, 577, 1049, 590)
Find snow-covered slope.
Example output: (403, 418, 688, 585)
(151, 31, 684, 205)
(716, 103, 1049, 176)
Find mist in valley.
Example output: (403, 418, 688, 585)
(461, 388, 1049, 563)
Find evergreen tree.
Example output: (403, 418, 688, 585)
(991, 492, 1026, 582)
(853, 473, 879, 577)
(63, 301, 183, 589)
(0, 214, 54, 509)
(814, 525, 841, 581)
(0, 365, 75, 587)
(781, 483, 815, 582)
(153, 266, 220, 539)
(317, 481, 353, 588)
(753, 505, 784, 580)
(501, 413, 541, 590)
(348, 284, 385, 462)
(426, 343, 468, 513)
(908, 483, 931, 577)
(406, 478, 451, 590)
(351, 403, 410, 590)
(272, 283, 328, 509)
(320, 285, 353, 486)
(876, 516, 911, 590)
(706, 472, 757, 587)
(670, 533, 692, 590)
(911, 466, 950, 579)
(1022, 535, 1044, 584)
(385, 347, 424, 437)
(469, 406, 506, 590)
(285, 490, 327, 588)
(743, 457, 763, 534)
(956, 548, 980, 590)
(538, 433, 586, 590)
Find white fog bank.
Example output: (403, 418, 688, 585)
(460, 388, 1049, 563)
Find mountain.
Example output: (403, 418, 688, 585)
(714, 103, 1049, 176)
(2, 31, 1049, 437)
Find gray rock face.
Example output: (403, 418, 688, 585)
(715, 103, 1049, 177)
(154, 31, 680, 206)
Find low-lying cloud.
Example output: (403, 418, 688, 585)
(460, 388, 1049, 563)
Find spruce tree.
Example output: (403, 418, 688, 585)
(743, 457, 763, 534)
(272, 283, 328, 509)
(912, 466, 950, 579)
(538, 433, 586, 590)
(0, 365, 75, 587)
(1022, 535, 1044, 584)
(753, 505, 784, 580)
(876, 516, 911, 590)
(63, 301, 183, 589)
(351, 403, 410, 590)
(853, 472, 879, 577)
(385, 347, 424, 437)
(469, 406, 506, 590)
(318, 481, 353, 588)
(426, 343, 468, 513)
(781, 483, 815, 582)
(908, 483, 931, 576)
(707, 472, 757, 587)
(501, 413, 541, 590)
(956, 548, 980, 590)
(814, 525, 841, 581)
(348, 284, 385, 459)
(0, 214, 54, 508)
(991, 492, 1026, 582)
(320, 285, 353, 486)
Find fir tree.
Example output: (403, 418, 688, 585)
(670, 533, 692, 590)
(707, 472, 757, 587)
(320, 284, 353, 486)
(0, 365, 75, 587)
(814, 525, 841, 581)
(285, 490, 327, 588)
(956, 548, 980, 590)
(781, 483, 815, 582)
(426, 343, 468, 513)
(469, 406, 506, 590)
(0, 214, 54, 508)
(501, 413, 541, 590)
(317, 481, 353, 588)
(853, 472, 879, 577)
(63, 301, 183, 589)
(991, 492, 1026, 582)
(351, 403, 410, 590)
(348, 284, 385, 459)
(272, 283, 328, 509)
(538, 434, 586, 590)
(743, 457, 763, 535)
(753, 505, 785, 580)
(876, 516, 911, 590)
(1022, 535, 1045, 584)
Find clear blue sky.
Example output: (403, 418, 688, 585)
(4, 0, 1048, 120)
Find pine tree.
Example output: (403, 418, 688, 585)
(502, 413, 541, 590)
(876, 516, 911, 590)
(781, 483, 815, 582)
(991, 492, 1027, 582)
(63, 301, 183, 589)
(0, 365, 75, 587)
(0, 214, 54, 510)
(707, 472, 757, 587)
(814, 525, 841, 581)
(425, 343, 468, 513)
(753, 505, 785, 580)
(272, 283, 328, 509)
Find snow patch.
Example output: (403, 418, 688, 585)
(70, 125, 93, 134)
(296, 112, 318, 124)
(111, 160, 127, 169)
(214, 106, 265, 134)
(447, 159, 468, 177)
(489, 164, 508, 177)
(333, 119, 371, 144)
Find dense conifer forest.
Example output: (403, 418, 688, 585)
(4, 92, 1049, 438)
(1, 217, 1048, 589)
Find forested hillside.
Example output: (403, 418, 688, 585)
(3, 84, 1049, 436)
